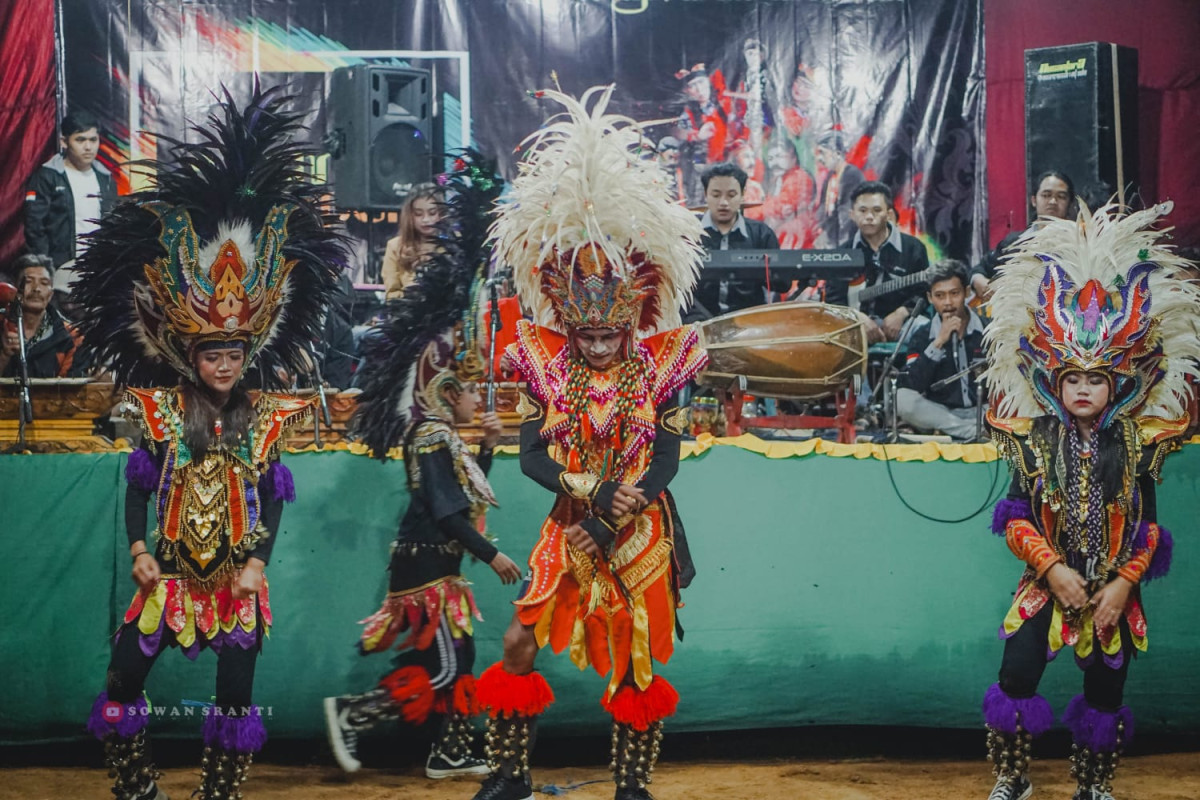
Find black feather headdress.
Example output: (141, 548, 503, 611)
(70, 84, 345, 388)
(352, 151, 504, 460)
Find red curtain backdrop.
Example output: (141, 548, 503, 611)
(985, 0, 1200, 247)
(0, 0, 56, 276)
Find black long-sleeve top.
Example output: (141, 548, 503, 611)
(388, 427, 499, 591)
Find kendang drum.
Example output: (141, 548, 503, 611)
(695, 302, 867, 399)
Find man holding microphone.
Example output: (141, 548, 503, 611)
(895, 259, 986, 441)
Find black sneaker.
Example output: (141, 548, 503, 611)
(323, 696, 362, 773)
(426, 748, 490, 779)
(988, 775, 1032, 800)
(1072, 789, 1116, 800)
(615, 787, 656, 800)
(471, 772, 534, 800)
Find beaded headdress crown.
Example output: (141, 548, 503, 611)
(984, 202, 1200, 427)
(71, 86, 344, 387)
(490, 85, 705, 335)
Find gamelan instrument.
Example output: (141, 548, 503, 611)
(695, 302, 868, 400)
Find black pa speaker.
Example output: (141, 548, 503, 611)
(1025, 42, 1138, 209)
(327, 65, 433, 210)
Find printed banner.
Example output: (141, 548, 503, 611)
(61, 0, 985, 267)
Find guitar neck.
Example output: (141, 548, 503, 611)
(859, 270, 928, 304)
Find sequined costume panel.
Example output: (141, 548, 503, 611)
(120, 387, 312, 653)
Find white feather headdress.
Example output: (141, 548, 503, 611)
(489, 85, 704, 334)
(984, 201, 1200, 425)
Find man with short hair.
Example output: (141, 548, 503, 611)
(970, 170, 1073, 302)
(832, 180, 930, 341)
(895, 259, 985, 441)
(0, 254, 87, 378)
(695, 162, 779, 316)
(24, 110, 118, 269)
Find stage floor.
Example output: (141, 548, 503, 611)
(4, 753, 1199, 800)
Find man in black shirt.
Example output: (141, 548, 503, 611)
(831, 181, 930, 341)
(970, 170, 1074, 303)
(694, 162, 779, 317)
(896, 260, 986, 440)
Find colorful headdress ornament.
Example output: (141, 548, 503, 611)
(71, 85, 344, 387)
(984, 202, 1200, 427)
(352, 151, 504, 459)
(490, 84, 704, 336)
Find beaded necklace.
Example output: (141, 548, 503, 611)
(562, 354, 651, 480)
(1063, 420, 1106, 580)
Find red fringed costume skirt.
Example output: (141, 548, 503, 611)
(357, 576, 481, 654)
(516, 496, 678, 697)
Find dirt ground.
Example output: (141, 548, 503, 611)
(3, 753, 1200, 800)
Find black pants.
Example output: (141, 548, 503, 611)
(106, 622, 259, 714)
(383, 619, 476, 689)
(999, 600, 1132, 711)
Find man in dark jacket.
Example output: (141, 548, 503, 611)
(693, 162, 779, 317)
(896, 259, 985, 440)
(0, 255, 88, 378)
(24, 110, 118, 269)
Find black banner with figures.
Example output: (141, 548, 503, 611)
(61, 0, 984, 268)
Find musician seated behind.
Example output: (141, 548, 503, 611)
(895, 259, 986, 441)
(695, 162, 779, 316)
(969, 169, 1073, 303)
(830, 180, 929, 341)
(0, 254, 88, 379)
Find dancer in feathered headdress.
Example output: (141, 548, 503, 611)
(470, 85, 707, 800)
(75, 86, 344, 800)
(979, 202, 1200, 800)
(322, 152, 525, 780)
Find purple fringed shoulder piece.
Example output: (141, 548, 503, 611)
(86, 692, 149, 740)
(264, 461, 296, 503)
(124, 448, 158, 493)
(1063, 694, 1134, 752)
(982, 682, 1054, 737)
(991, 498, 1033, 536)
(1133, 522, 1173, 582)
(201, 705, 268, 753)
